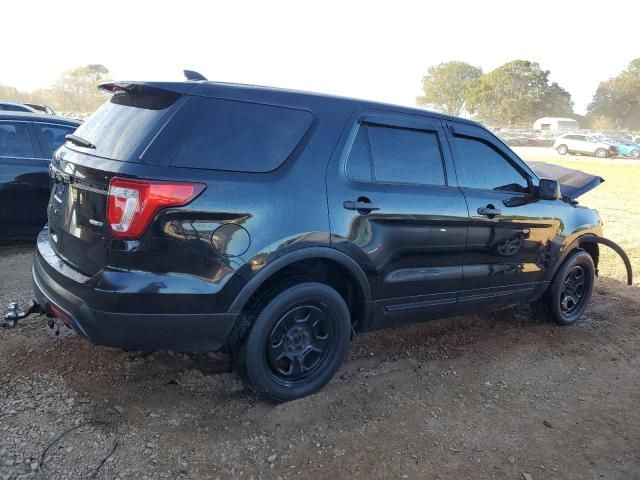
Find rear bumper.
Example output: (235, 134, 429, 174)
(33, 230, 238, 352)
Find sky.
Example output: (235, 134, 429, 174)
(2, 0, 639, 114)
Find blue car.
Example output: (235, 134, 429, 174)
(602, 138, 640, 158)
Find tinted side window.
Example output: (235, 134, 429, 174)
(0, 104, 30, 112)
(0, 123, 35, 158)
(367, 124, 445, 185)
(172, 99, 314, 172)
(452, 136, 528, 193)
(345, 125, 372, 182)
(34, 123, 76, 158)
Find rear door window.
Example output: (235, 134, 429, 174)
(33, 123, 77, 158)
(345, 122, 446, 186)
(367, 124, 445, 185)
(0, 122, 36, 158)
(171, 99, 314, 172)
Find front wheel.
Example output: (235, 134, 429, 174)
(556, 144, 568, 155)
(531, 250, 595, 325)
(235, 282, 351, 402)
(630, 149, 640, 159)
(595, 148, 608, 158)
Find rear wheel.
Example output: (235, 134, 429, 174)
(556, 144, 568, 155)
(531, 250, 595, 325)
(235, 282, 351, 402)
(595, 148, 608, 158)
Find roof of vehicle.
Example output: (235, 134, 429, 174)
(98, 79, 484, 128)
(0, 111, 81, 125)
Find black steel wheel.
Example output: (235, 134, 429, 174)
(235, 282, 351, 402)
(266, 303, 338, 386)
(531, 250, 594, 325)
(560, 266, 586, 314)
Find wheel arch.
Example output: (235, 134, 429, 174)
(229, 247, 373, 330)
(578, 235, 632, 285)
(549, 234, 632, 286)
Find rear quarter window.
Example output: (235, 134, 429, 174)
(170, 99, 314, 172)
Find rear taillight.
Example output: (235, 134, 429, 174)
(107, 177, 205, 239)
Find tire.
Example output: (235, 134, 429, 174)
(556, 144, 568, 155)
(631, 149, 640, 159)
(595, 148, 608, 158)
(531, 250, 595, 325)
(234, 282, 351, 402)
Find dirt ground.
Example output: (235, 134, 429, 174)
(1, 150, 638, 480)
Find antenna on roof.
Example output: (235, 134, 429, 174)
(184, 70, 207, 81)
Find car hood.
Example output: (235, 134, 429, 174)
(526, 161, 604, 199)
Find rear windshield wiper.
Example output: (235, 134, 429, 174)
(65, 134, 95, 149)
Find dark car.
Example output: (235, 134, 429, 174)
(0, 112, 80, 238)
(30, 76, 631, 402)
(0, 102, 38, 113)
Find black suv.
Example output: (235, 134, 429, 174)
(31, 77, 631, 402)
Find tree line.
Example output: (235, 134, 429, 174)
(417, 59, 640, 130)
(0, 64, 110, 113)
(2, 60, 638, 130)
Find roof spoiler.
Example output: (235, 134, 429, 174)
(97, 70, 207, 94)
(98, 80, 196, 95)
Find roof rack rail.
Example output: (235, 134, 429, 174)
(184, 70, 207, 81)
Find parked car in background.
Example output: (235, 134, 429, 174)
(0, 101, 38, 113)
(598, 137, 640, 159)
(598, 130, 633, 141)
(25, 103, 56, 115)
(30, 76, 631, 402)
(0, 112, 81, 238)
(553, 133, 618, 158)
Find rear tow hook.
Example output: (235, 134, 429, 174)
(2, 300, 44, 328)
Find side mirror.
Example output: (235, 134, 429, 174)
(538, 179, 561, 200)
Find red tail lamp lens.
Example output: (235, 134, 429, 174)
(107, 177, 205, 239)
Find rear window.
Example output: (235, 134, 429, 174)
(171, 99, 314, 172)
(70, 90, 180, 162)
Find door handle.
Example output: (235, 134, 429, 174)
(343, 200, 380, 212)
(477, 206, 502, 217)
